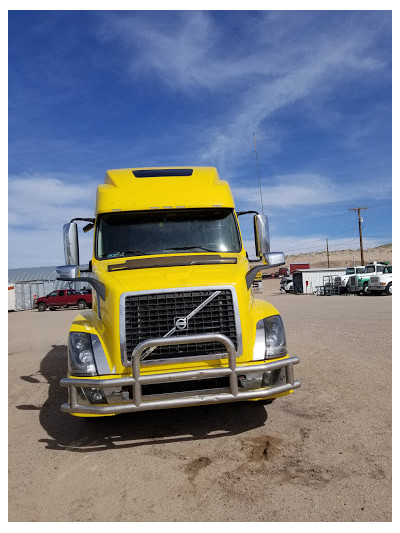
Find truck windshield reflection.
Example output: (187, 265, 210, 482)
(96, 208, 241, 259)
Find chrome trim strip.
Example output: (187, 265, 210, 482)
(60, 333, 300, 415)
(95, 291, 101, 320)
(253, 319, 266, 361)
(90, 334, 111, 375)
(119, 285, 243, 367)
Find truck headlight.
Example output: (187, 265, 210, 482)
(68, 332, 97, 376)
(263, 315, 287, 358)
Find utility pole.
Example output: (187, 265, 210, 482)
(349, 207, 368, 265)
(326, 238, 330, 268)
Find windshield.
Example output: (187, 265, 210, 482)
(346, 268, 355, 275)
(365, 265, 385, 273)
(96, 208, 241, 259)
(356, 268, 365, 274)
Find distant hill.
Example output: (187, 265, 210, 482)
(285, 243, 392, 269)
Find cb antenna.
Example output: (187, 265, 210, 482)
(253, 132, 264, 214)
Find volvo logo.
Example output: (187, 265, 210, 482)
(174, 317, 188, 330)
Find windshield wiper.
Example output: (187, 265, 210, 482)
(105, 250, 147, 258)
(164, 246, 216, 252)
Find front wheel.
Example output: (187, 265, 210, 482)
(385, 283, 392, 295)
(362, 283, 370, 295)
(78, 300, 87, 310)
(37, 302, 46, 312)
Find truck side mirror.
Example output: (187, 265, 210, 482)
(245, 252, 286, 289)
(263, 251, 285, 267)
(254, 214, 270, 257)
(63, 222, 80, 265)
(56, 265, 81, 279)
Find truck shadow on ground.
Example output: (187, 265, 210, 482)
(17, 344, 269, 452)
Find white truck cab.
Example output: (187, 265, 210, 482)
(335, 266, 365, 292)
(368, 266, 392, 295)
(348, 261, 390, 295)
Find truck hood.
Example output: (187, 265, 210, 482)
(101, 254, 247, 293)
(86, 253, 279, 374)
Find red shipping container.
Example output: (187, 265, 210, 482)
(289, 263, 310, 274)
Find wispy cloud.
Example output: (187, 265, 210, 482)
(243, 234, 390, 260)
(98, 11, 390, 169)
(8, 174, 96, 228)
(231, 172, 392, 211)
(8, 173, 95, 267)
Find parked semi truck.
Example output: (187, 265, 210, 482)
(334, 265, 365, 293)
(57, 167, 300, 417)
(368, 265, 392, 295)
(347, 261, 390, 295)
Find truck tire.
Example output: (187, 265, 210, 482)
(385, 283, 392, 295)
(37, 302, 46, 312)
(362, 283, 370, 295)
(78, 300, 87, 310)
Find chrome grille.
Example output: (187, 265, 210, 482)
(349, 276, 358, 286)
(124, 289, 238, 363)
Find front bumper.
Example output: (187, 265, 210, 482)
(368, 284, 385, 292)
(347, 286, 361, 293)
(60, 333, 300, 415)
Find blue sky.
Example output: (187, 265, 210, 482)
(8, 9, 392, 268)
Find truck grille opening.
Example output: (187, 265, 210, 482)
(124, 376, 231, 397)
(124, 289, 238, 362)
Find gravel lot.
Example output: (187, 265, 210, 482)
(8, 279, 392, 522)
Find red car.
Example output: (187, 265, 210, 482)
(35, 289, 92, 311)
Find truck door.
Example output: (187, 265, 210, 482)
(51, 290, 67, 307)
(45, 290, 58, 306)
(66, 289, 77, 306)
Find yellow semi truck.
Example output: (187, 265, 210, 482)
(57, 167, 300, 416)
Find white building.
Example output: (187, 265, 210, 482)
(8, 265, 89, 311)
(292, 267, 347, 295)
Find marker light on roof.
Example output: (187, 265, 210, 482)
(132, 169, 193, 178)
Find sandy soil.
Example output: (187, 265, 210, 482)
(284, 243, 392, 269)
(8, 282, 391, 522)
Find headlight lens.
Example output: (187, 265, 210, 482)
(263, 315, 287, 358)
(68, 332, 97, 375)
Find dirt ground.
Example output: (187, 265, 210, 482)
(8, 279, 392, 522)
(285, 243, 392, 269)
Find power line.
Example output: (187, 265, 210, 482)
(284, 237, 360, 254)
(281, 228, 359, 252)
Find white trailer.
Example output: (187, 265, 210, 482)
(292, 267, 347, 294)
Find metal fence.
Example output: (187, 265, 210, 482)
(13, 281, 54, 311)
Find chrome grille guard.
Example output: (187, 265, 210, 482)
(60, 333, 300, 415)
